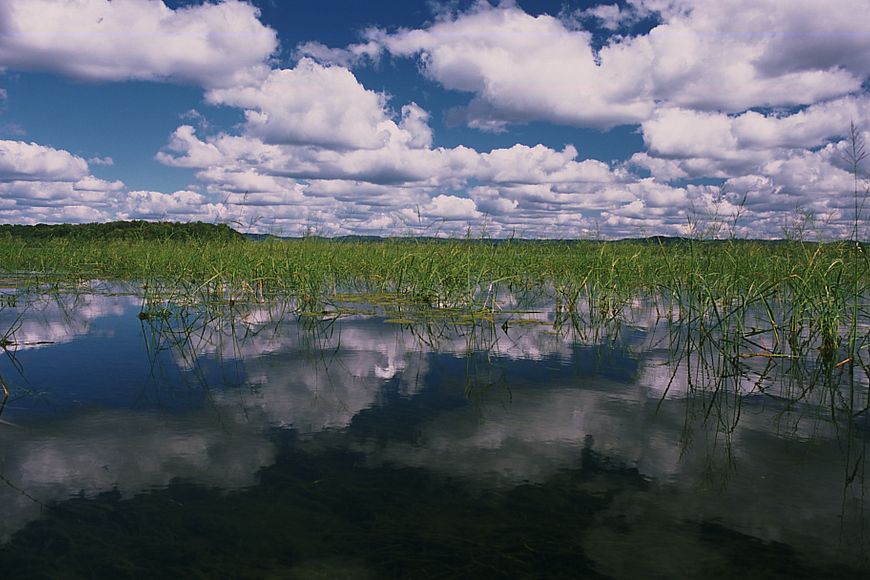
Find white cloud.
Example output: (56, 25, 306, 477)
(5, 2, 867, 240)
(0, 139, 227, 227)
(634, 97, 870, 183)
(155, 122, 621, 189)
(470, 187, 518, 215)
(121, 189, 225, 221)
(475, 145, 617, 184)
(371, 4, 652, 129)
(86, 155, 114, 166)
(139, 23, 870, 241)
(0, 140, 88, 181)
(629, 152, 689, 182)
(0, 197, 118, 224)
(74, 175, 124, 192)
(643, 98, 870, 160)
(364, 1, 869, 130)
(732, 98, 870, 150)
(0, 179, 116, 209)
(206, 59, 403, 150)
(150, 108, 866, 239)
(642, 108, 739, 159)
(155, 125, 235, 168)
(424, 194, 481, 220)
(296, 39, 383, 67)
(179, 109, 213, 132)
(0, 0, 277, 88)
(399, 103, 434, 149)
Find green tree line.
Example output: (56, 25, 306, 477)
(0, 221, 245, 242)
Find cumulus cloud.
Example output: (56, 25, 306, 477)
(151, 106, 867, 239)
(424, 194, 480, 220)
(155, 125, 234, 168)
(0, 137, 235, 227)
(361, 0, 869, 130)
(0, 0, 277, 88)
(642, 98, 870, 162)
(156, 122, 620, 188)
(205, 59, 435, 151)
(74, 175, 124, 192)
(207, 62, 388, 149)
(0, 179, 117, 220)
(138, 1, 870, 242)
(122, 189, 213, 219)
(0, 140, 89, 182)
(4, 1, 868, 239)
(629, 98, 870, 216)
(0, 139, 129, 224)
(399, 103, 434, 149)
(369, 4, 652, 130)
(152, 111, 653, 236)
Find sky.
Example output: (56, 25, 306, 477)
(1, 0, 870, 239)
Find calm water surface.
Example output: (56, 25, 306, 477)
(0, 284, 868, 578)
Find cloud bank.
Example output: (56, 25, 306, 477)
(0, 0, 869, 238)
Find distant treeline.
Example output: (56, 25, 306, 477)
(245, 233, 828, 247)
(0, 221, 245, 242)
(0, 222, 851, 246)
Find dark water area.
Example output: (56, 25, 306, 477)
(0, 285, 868, 578)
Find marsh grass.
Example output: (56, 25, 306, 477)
(0, 235, 867, 330)
(2, 235, 870, 409)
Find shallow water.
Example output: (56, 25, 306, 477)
(0, 284, 868, 578)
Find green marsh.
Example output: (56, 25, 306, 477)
(1, 226, 869, 577)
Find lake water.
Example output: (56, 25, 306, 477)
(0, 283, 868, 578)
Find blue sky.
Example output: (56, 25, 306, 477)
(1, 0, 869, 238)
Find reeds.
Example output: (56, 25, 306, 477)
(0, 236, 865, 316)
(3, 235, 867, 387)
(0, 236, 867, 369)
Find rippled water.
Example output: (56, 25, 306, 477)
(0, 284, 868, 578)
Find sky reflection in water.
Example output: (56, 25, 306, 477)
(0, 286, 868, 577)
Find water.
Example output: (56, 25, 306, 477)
(0, 284, 868, 578)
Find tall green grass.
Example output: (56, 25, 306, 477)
(0, 235, 846, 285)
(1, 236, 868, 362)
